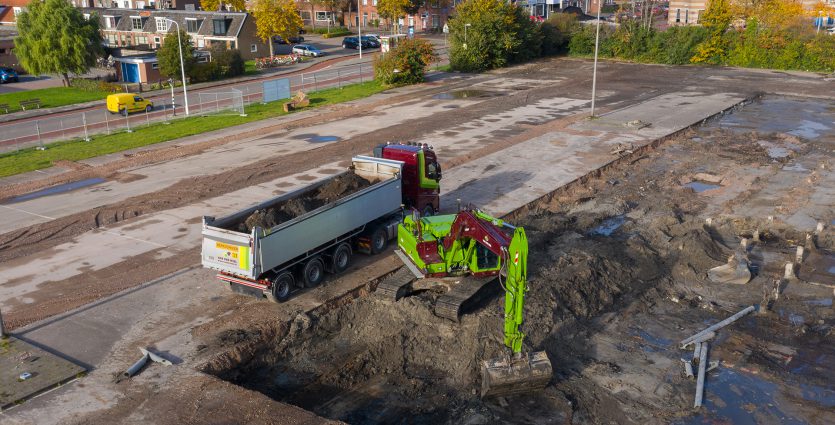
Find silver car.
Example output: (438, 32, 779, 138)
(292, 44, 325, 57)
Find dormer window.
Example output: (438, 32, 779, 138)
(212, 18, 229, 35)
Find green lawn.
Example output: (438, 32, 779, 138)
(0, 80, 388, 178)
(244, 60, 258, 75)
(0, 86, 111, 113)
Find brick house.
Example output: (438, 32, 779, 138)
(0, 0, 30, 24)
(83, 8, 268, 59)
(72, 0, 202, 11)
(0, 26, 19, 71)
(296, 0, 454, 33)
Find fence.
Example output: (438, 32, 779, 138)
(0, 62, 373, 154)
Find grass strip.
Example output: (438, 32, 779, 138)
(0, 87, 111, 113)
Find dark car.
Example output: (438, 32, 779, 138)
(360, 35, 380, 48)
(342, 36, 376, 50)
(0, 67, 19, 83)
(274, 35, 305, 44)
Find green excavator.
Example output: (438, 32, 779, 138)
(377, 207, 553, 398)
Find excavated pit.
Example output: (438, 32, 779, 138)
(205, 97, 835, 424)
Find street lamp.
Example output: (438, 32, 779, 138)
(358, 0, 362, 59)
(590, 1, 602, 118)
(164, 18, 189, 116)
(464, 23, 471, 50)
(168, 78, 176, 116)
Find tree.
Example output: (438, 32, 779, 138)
(252, 0, 304, 56)
(377, 0, 410, 33)
(373, 37, 437, 84)
(200, 0, 246, 11)
(14, 0, 103, 87)
(691, 0, 734, 64)
(448, 0, 542, 72)
(157, 30, 196, 80)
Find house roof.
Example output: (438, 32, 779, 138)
(82, 8, 248, 39)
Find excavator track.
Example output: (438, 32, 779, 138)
(434, 276, 495, 322)
(376, 267, 418, 301)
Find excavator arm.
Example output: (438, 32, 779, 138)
(502, 227, 528, 354)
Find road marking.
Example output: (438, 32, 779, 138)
(0, 204, 55, 220)
(101, 230, 168, 248)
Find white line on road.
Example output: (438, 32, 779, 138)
(0, 204, 55, 220)
(101, 230, 169, 248)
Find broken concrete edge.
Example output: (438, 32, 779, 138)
(503, 93, 763, 223)
(0, 367, 86, 412)
(9, 265, 202, 334)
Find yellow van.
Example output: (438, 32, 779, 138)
(106, 93, 153, 115)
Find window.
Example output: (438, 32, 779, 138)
(684, 9, 689, 23)
(151, 63, 159, 69)
(106, 34, 118, 45)
(12, 7, 24, 17)
(83, 13, 90, 20)
(154, 36, 161, 43)
(197, 38, 205, 48)
(156, 18, 169, 32)
(250, 44, 257, 53)
(300, 11, 311, 20)
(230, 40, 236, 49)
(675, 9, 680, 23)
(212, 18, 228, 35)
(315, 11, 332, 21)
(104, 16, 116, 29)
(372, 0, 377, 5)
(135, 35, 149, 45)
(431, 0, 439, 7)
(131, 17, 143, 31)
(363, 12, 368, 26)
(408, 16, 414, 27)
(0, 48, 6, 54)
(362, 0, 367, 4)
(186, 18, 200, 33)
(432, 14, 439, 28)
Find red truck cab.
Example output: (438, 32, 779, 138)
(374, 142, 441, 215)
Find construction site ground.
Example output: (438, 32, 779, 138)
(0, 58, 833, 424)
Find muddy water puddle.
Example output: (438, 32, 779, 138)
(4, 177, 106, 203)
(708, 97, 835, 142)
(683, 181, 721, 193)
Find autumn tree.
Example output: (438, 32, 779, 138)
(14, 0, 102, 87)
(200, 0, 246, 11)
(377, 0, 410, 33)
(252, 0, 304, 57)
(691, 0, 734, 64)
(157, 29, 196, 79)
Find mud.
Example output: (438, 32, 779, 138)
(206, 97, 834, 424)
(233, 172, 372, 232)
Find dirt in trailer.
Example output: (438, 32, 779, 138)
(202, 97, 835, 424)
(233, 172, 373, 233)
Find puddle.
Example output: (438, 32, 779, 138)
(432, 90, 498, 100)
(291, 133, 342, 143)
(630, 328, 672, 352)
(679, 368, 823, 425)
(4, 177, 106, 204)
(705, 97, 834, 142)
(684, 181, 721, 193)
(589, 215, 625, 236)
(805, 298, 833, 307)
(782, 163, 808, 172)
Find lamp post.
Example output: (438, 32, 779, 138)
(164, 19, 189, 116)
(168, 78, 176, 116)
(464, 23, 471, 50)
(590, 0, 602, 118)
(358, 0, 363, 58)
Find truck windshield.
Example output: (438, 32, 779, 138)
(426, 161, 441, 181)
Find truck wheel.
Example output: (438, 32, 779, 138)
(371, 226, 388, 254)
(272, 272, 294, 302)
(303, 257, 325, 288)
(331, 243, 352, 274)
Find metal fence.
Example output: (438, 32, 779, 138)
(0, 62, 373, 153)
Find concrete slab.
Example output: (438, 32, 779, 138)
(0, 337, 85, 411)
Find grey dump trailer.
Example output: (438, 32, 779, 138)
(201, 156, 407, 301)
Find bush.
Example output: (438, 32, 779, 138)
(69, 77, 124, 93)
(190, 62, 221, 83)
(306, 26, 351, 35)
(541, 14, 580, 56)
(449, 0, 542, 72)
(211, 46, 245, 78)
(322, 30, 353, 38)
(373, 37, 438, 85)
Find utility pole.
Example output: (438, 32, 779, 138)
(165, 19, 190, 116)
(358, 0, 363, 58)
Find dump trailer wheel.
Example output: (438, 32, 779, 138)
(303, 257, 325, 288)
(371, 226, 388, 254)
(272, 272, 294, 302)
(331, 243, 352, 274)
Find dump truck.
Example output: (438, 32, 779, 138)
(201, 145, 441, 301)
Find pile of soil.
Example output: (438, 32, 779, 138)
(235, 172, 372, 232)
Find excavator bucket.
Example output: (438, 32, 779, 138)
(480, 351, 553, 398)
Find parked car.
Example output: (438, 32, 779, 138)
(292, 44, 325, 57)
(360, 35, 380, 48)
(342, 36, 376, 49)
(0, 67, 19, 83)
(106, 93, 153, 115)
(274, 35, 305, 44)
(363, 33, 381, 42)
